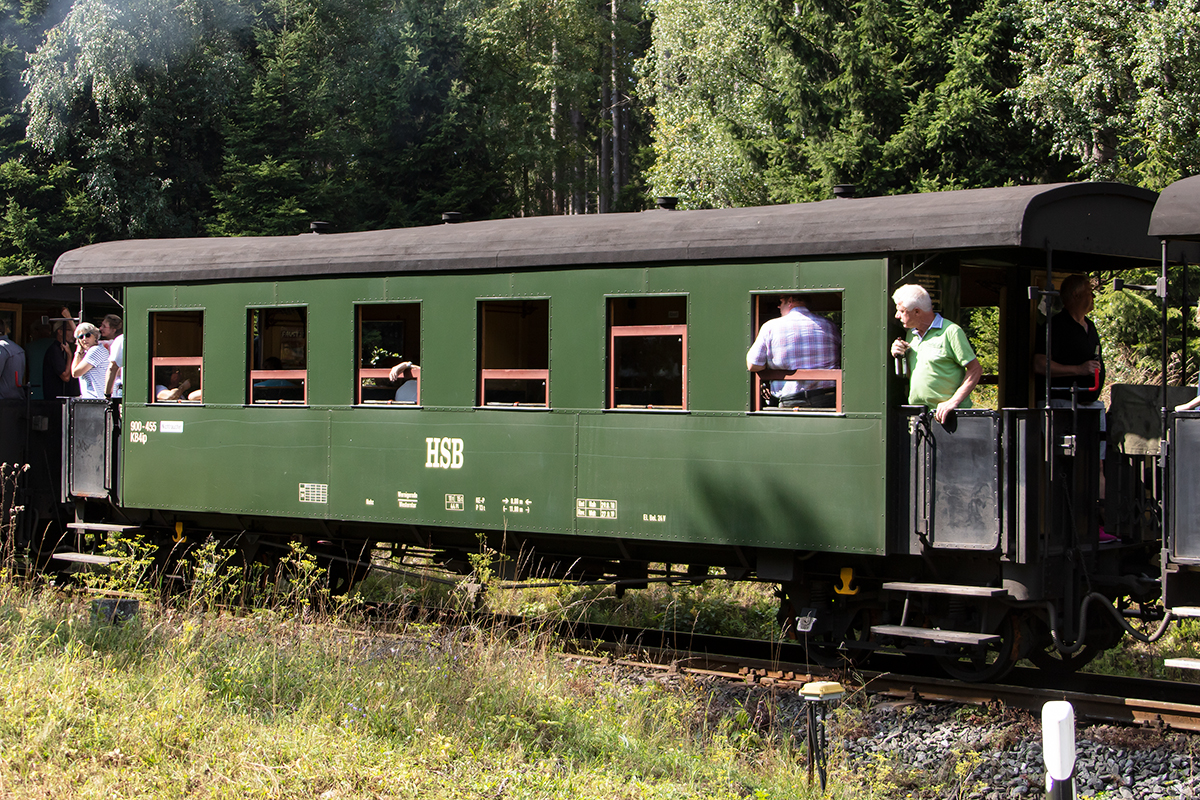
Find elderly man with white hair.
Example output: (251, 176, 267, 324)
(889, 284, 982, 425)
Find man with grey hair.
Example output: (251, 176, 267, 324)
(890, 284, 981, 424)
(0, 318, 25, 400)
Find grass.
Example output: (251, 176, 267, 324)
(1086, 616, 1200, 681)
(0, 558, 859, 799)
(4, 512, 1197, 798)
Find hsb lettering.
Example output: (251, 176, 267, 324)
(425, 437, 464, 469)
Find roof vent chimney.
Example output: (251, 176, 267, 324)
(442, 211, 464, 224)
(655, 196, 679, 210)
(832, 184, 856, 199)
(309, 221, 330, 234)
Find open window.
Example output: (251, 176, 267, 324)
(478, 299, 549, 407)
(248, 307, 306, 404)
(750, 292, 842, 412)
(150, 311, 203, 403)
(357, 303, 421, 405)
(607, 295, 687, 410)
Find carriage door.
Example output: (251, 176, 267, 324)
(901, 407, 1002, 551)
(63, 398, 115, 500)
(1170, 413, 1200, 562)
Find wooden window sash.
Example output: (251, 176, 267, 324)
(358, 366, 421, 405)
(479, 368, 549, 407)
(150, 356, 204, 404)
(608, 324, 687, 410)
(248, 369, 308, 404)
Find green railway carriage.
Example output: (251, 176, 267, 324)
(49, 181, 1185, 679)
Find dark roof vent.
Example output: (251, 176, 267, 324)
(655, 196, 679, 210)
(309, 221, 331, 234)
(442, 212, 464, 224)
(832, 184, 857, 199)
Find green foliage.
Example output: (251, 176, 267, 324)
(212, 0, 510, 234)
(24, 0, 253, 237)
(642, 0, 1065, 208)
(1092, 267, 1200, 387)
(965, 305, 1000, 408)
(0, 157, 101, 274)
(456, 0, 651, 215)
(638, 0, 775, 208)
(547, 575, 780, 640)
(81, 530, 158, 596)
(1016, 0, 1200, 189)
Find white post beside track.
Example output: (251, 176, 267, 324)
(1042, 700, 1076, 800)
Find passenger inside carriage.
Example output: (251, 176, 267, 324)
(387, 361, 419, 403)
(154, 366, 202, 402)
(1033, 274, 1112, 536)
(43, 320, 79, 399)
(746, 294, 840, 409)
(1033, 274, 1105, 410)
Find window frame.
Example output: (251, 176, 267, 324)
(247, 305, 308, 406)
(749, 290, 844, 414)
(355, 302, 422, 406)
(606, 295, 689, 411)
(150, 309, 204, 405)
(476, 298, 550, 409)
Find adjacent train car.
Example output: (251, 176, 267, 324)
(1150, 176, 1200, 664)
(43, 181, 1199, 679)
(0, 276, 116, 555)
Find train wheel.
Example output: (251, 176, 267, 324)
(805, 608, 874, 669)
(935, 612, 1021, 683)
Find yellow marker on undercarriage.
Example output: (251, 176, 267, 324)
(834, 566, 859, 595)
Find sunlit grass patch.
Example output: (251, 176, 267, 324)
(0, 583, 847, 799)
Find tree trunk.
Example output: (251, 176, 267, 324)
(550, 37, 560, 215)
(572, 108, 586, 214)
(599, 40, 612, 214)
(611, 0, 621, 207)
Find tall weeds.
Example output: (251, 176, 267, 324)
(0, 522, 844, 799)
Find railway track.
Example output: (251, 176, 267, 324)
(547, 620, 1200, 733)
(224, 593, 1200, 733)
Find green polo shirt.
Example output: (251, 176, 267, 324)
(905, 316, 976, 409)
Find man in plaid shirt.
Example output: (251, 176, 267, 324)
(746, 294, 841, 408)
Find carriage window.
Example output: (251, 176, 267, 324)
(607, 296, 687, 410)
(151, 311, 203, 403)
(248, 307, 306, 404)
(357, 303, 421, 405)
(478, 299, 549, 407)
(749, 292, 843, 412)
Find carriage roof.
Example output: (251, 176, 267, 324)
(1149, 175, 1200, 241)
(53, 182, 1168, 286)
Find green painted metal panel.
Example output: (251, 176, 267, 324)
(118, 256, 891, 555)
(327, 409, 577, 529)
(121, 406, 330, 515)
(574, 414, 885, 553)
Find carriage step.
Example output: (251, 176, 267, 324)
(1172, 607, 1200, 618)
(871, 624, 1000, 645)
(66, 523, 139, 533)
(881, 581, 1009, 598)
(51, 552, 122, 565)
(1165, 657, 1200, 671)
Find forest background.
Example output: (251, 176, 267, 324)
(0, 0, 1198, 381)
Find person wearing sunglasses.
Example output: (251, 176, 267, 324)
(70, 322, 110, 399)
